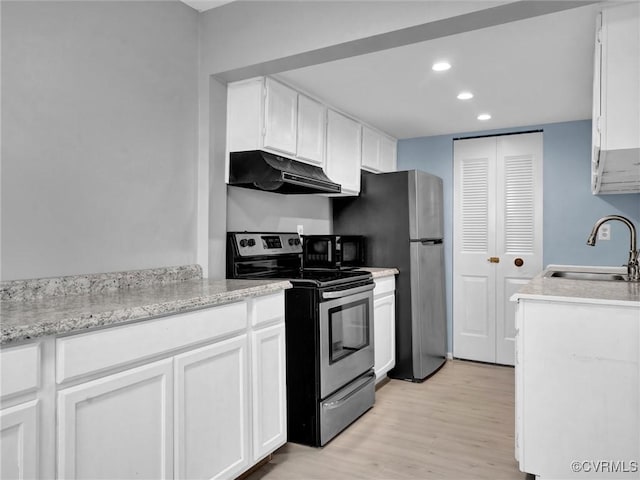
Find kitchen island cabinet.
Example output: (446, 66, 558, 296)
(0, 265, 290, 479)
(512, 265, 640, 479)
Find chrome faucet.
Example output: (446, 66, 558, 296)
(587, 215, 639, 282)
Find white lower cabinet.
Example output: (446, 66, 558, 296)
(0, 400, 39, 480)
(175, 336, 250, 480)
(515, 298, 639, 478)
(373, 276, 396, 383)
(1, 292, 287, 480)
(1, 340, 45, 480)
(57, 359, 174, 479)
(251, 323, 287, 461)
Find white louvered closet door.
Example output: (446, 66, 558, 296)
(453, 132, 543, 365)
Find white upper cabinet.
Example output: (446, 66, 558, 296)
(227, 76, 397, 194)
(263, 78, 298, 156)
(296, 94, 326, 166)
(326, 109, 362, 195)
(591, 2, 640, 194)
(362, 125, 397, 173)
(361, 126, 380, 172)
(227, 77, 325, 168)
(379, 134, 398, 172)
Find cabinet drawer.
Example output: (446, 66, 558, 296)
(250, 292, 285, 327)
(0, 342, 40, 400)
(373, 276, 396, 297)
(56, 302, 247, 383)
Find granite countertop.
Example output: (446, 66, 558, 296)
(358, 267, 399, 278)
(511, 265, 640, 307)
(0, 265, 291, 346)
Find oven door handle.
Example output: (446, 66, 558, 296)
(321, 283, 375, 299)
(322, 372, 375, 410)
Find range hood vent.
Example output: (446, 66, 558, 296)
(228, 150, 341, 195)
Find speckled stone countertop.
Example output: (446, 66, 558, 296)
(511, 265, 640, 307)
(0, 265, 291, 345)
(358, 267, 399, 279)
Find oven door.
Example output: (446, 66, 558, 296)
(318, 285, 374, 399)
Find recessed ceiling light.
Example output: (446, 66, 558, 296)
(432, 61, 451, 72)
(477, 113, 492, 121)
(457, 92, 474, 100)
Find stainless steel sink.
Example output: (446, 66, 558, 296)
(545, 271, 627, 281)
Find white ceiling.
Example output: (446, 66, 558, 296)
(275, 4, 601, 139)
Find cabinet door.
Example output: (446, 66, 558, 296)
(379, 135, 397, 172)
(57, 359, 173, 480)
(326, 110, 362, 195)
(373, 294, 396, 383)
(251, 323, 286, 461)
(1, 400, 38, 479)
(296, 94, 326, 166)
(263, 78, 297, 156)
(174, 335, 250, 480)
(601, 3, 640, 152)
(361, 126, 381, 172)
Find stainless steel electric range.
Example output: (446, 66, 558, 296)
(227, 232, 375, 447)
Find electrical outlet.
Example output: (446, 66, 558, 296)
(297, 225, 304, 237)
(598, 224, 611, 241)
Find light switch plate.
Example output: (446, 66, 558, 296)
(598, 224, 611, 241)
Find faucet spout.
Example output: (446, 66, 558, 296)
(587, 215, 639, 281)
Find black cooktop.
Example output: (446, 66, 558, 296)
(256, 268, 371, 288)
(292, 269, 371, 287)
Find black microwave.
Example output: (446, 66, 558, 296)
(302, 235, 365, 268)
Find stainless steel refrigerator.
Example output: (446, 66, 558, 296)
(333, 170, 447, 381)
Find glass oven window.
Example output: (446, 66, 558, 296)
(328, 299, 370, 363)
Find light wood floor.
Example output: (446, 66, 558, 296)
(246, 360, 525, 480)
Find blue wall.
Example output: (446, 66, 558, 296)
(398, 119, 640, 354)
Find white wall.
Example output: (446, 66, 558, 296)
(226, 187, 332, 235)
(201, 2, 504, 277)
(1, 1, 199, 280)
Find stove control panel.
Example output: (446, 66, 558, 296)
(231, 233, 302, 256)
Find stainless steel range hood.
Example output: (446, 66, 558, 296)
(228, 150, 341, 195)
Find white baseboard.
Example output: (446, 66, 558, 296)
(446, 352, 453, 360)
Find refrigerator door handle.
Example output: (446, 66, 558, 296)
(419, 239, 443, 245)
